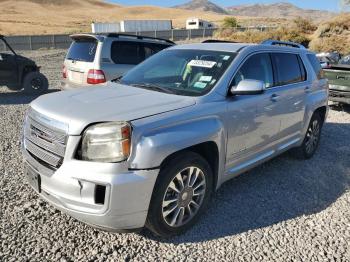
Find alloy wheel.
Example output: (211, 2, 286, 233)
(305, 119, 320, 154)
(31, 78, 43, 90)
(162, 166, 206, 227)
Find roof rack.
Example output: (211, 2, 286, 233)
(261, 40, 305, 49)
(202, 39, 237, 43)
(106, 33, 175, 45)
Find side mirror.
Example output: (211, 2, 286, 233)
(230, 79, 265, 95)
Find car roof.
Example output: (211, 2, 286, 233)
(170, 43, 253, 53)
(169, 42, 311, 54)
(70, 33, 174, 45)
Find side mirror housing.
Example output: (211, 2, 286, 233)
(230, 79, 265, 95)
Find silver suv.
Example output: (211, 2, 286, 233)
(22, 40, 328, 237)
(61, 33, 174, 90)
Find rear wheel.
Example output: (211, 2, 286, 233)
(146, 152, 213, 237)
(293, 112, 323, 159)
(22, 72, 48, 94)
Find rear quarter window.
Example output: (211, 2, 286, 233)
(144, 43, 170, 59)
(111, 41, 170, 64)
(66, 40, 97, 62)
(307, 54, 326, 80)
(271, 53, 305, 86)
(111, 41, 143, 65)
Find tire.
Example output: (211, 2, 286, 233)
(146, 151, 213, 237)
(293, 112, 323, 159)
(22, 71, 49, 94)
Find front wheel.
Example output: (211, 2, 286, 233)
(22, 71, 49, 94)
(146, 152, 213, 237)
(293, 112, 323, 159)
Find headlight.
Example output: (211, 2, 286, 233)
(81, 122, 131, 163)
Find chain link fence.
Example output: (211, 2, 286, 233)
(0, 27, 276, 51)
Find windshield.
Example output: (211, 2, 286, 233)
(339, 55, 350, 65)
(120, 49, 236, 96)
(66, 39, 97, 62)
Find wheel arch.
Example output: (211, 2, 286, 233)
(130, 116, 227, 191)
(20, 65, 40, 84)
(159, 141, 220, 192)
(314, 105, 327, 126)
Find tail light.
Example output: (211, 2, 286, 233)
(87, 69, 106, 84)
(62, 65, 67, 79)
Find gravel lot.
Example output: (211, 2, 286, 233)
(0, 50, 350, 261)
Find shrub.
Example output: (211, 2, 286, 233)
(222, 17, 239, 28)
(292, 17, 317, 34)
(309, 13, 350, 54)
(215, 26, 311, 47)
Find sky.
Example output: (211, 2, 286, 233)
(108, 0, 343, 12)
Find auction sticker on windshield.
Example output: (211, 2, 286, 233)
(199, 76, 213, 82)
(188, 60, 217, 68)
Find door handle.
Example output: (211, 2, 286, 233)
(270, 94, 280, 102)
(305, 86, 311, 93)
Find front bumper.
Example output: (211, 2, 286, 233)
(22, 136, 159, 231)
(329, 86, 350, 105)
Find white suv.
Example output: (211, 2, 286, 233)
(61, 33, 174, 90)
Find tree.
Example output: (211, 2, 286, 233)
(222, 17, 239, 28)
(340, 0, 350, 10)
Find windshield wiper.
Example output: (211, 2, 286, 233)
(66, 58, 87, 62)
(130, 83, 176, 94)
(111, 76, 123, 83)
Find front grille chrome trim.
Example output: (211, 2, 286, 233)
(24, 139, 62, 168)
(23, 108, 68, 170)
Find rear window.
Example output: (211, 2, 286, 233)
(66, 40, 97, 62)
(307, 54, 325, 80)
(271, 53, 305, 86)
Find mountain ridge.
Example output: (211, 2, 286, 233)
(227, 2, 335, 21)
(173, 0, 335, 21)
(173, 0, 229, 14)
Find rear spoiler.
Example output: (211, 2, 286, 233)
(70, 34, 104, 42)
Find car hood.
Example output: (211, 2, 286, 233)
(31, 83, 196, 135)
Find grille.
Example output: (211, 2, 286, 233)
(329, 90, 350, 98)
(24, 109, 68, 170)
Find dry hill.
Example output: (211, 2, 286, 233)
(227, 3, 335, 22)
(0, 0, 227, 35)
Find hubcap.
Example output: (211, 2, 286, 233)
(31, 78, 42, 90)
(162, 166, 206, 227)
(305, 119, 320, 154)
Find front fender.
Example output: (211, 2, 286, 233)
(129, 116, 226, 170)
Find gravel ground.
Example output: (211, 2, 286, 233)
(0, 50, 350, 261)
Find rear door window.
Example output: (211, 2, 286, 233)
(111, 41, 144, 65)
(232, 53, 274, 88)
(66, 40, 97, 62)
(307, 54, 325, 79)
(271, 53, 304, 85)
